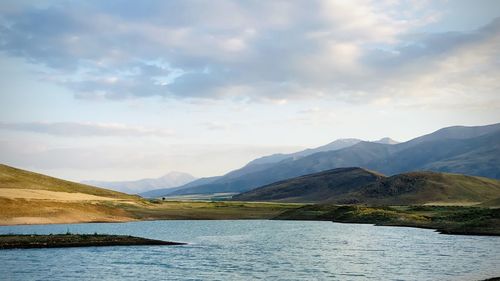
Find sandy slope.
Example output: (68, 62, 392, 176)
(2, 215, 134, 226)
(0, 188, 125, 201)
(0, 188, 142, 225)
(0, 197, 137, 225)
(0, 164, 145, 225)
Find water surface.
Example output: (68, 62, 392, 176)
(1, 220, 499, 280)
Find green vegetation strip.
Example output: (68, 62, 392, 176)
(121, 200, 305, 220)
(275, 205, 500, 236)
(0, 234, 186, 249)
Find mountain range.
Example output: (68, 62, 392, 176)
(233, 167, 500, 205)
(83, 171, 196, 195)
(138, 138, 391, 198)
(145, 123, 500, 197)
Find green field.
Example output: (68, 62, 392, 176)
(159, 193, 238, 201)
(122, 200, 305, 220)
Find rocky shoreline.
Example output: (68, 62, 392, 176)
(0, 234, 186, 249)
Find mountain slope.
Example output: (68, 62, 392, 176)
(397, 123, 500, 150)
(83, 171, 196, 194)
(370, 130, 500, 176)
(247, 138, 362, 166)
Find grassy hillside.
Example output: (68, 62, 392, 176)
(233, 167, 384, 202)
(479, 197, 500, 207)
(233, 167, 500, 205)
(0, 164, 143, 225)
(336, 171, 500, 205)
(0, 164, 138, 199)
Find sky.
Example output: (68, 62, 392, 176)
(0, 0, 499, 181)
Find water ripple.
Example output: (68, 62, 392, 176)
(0, 220, 499, 281)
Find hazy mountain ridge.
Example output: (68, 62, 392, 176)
(139, 176, 219, 198)
(84, 171, 196, 194)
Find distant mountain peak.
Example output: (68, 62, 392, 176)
(373, 137, 400, 145)
(160, 171, 194, 179)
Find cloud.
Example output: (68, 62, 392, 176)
(0, 121, 174, 137)
(0, 138, 302, 180)
(0, 0, 498, 107)
(66, 62, 174, 100)
(360, 18, 500, 108)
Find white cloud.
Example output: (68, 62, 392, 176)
(2, 0, 489, 106)
(0, 121, 174, 137)
(0, 138, 302, 181)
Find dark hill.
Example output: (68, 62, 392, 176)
(233, 167, 384, 202)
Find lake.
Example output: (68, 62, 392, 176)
(0, 220, 499, 280)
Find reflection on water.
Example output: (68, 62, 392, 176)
(1, 220, 499, 281)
